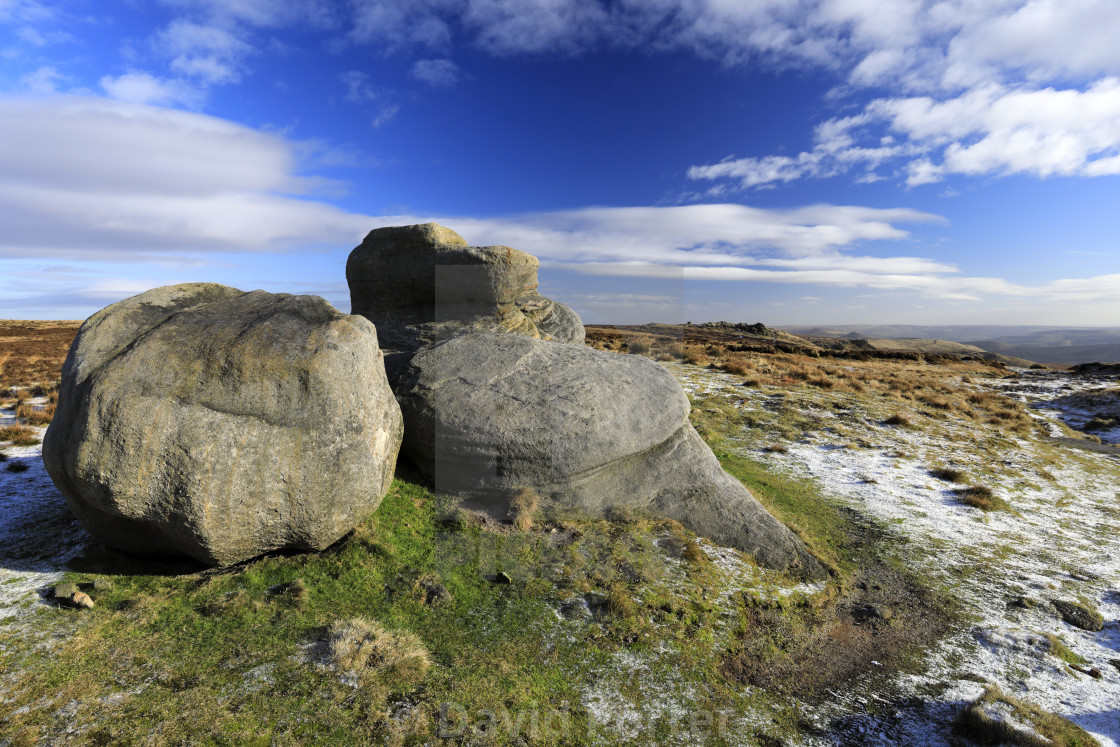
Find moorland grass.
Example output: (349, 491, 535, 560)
(954, 686, 1100, 747)
(953, 485, 1011, 512)
(0, 424, 40, 446)
(0, 479, 779, 745)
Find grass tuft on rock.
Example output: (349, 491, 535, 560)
(509, 486, 539, 531)
(954, 686, 1100, 747)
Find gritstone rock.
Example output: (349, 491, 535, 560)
(346, 223, 585, 361)
(396, 333, 826, 580)
(43, 283, 403, 567)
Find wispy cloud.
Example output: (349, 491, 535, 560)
(100, 71, 203, 108)
(410, 58, 462, 87)
(0, 95, 373, 259)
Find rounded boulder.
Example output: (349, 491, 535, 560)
(43, 283, 404, 566)
(397, 333, 825, 579)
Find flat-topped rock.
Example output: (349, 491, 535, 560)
(346, 223, 584, 356)
(43, 283, 404, 566)
(396, 333, 825, 579)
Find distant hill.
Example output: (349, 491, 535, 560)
(781, 325, 1120, 366)
(965, 340, 1120, 366)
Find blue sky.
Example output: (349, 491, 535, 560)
(2, 0, 1119, 326)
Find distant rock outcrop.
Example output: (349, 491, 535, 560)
(346, 223, 585, 358)
(43, 283, 403, 567)
(396, 333, 826, 580)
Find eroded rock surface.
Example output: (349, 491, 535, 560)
(43, 283, 403, 566)
(346, 223, 584, 357)
(396, 333, 826, 579)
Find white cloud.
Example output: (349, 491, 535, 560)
(410, 58, 462, 87)
(687, 153, 823, 188)
(100, 72, 202, 108)
(341, 70, 381, 102)
(347, 0, 459, 53)
(20, 65, 63, 94)
(159, 0, 337, 29)
(0, 88, 1114, 316)
(464, 0, 607, 55)
(156, 20, 254, 85)
(436, 203, 943, 265)
(693, 78, 1120, 189)
(0, 95, 373, 258)
(0, 0, 53, 23)
(371, 104, 399, 127)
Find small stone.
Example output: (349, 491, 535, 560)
(70, 591, 95, 609)
(92, 578, 114, 591)
(53, 582, 78, 599)
(494, 571, 512, 585)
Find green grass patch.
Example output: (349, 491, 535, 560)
(1044, 634, 1088, 667)
(713, 449, 859, 580)
(0, 479, 775, 745)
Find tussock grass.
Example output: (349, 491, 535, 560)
(16, 401, 55, 426)
(930, 467, 965, 483)
(624, 336, 653, 356)
(953, 485, 1010, 512)
(606, 583, 638, 620)
(509, 486, 539, 531)
(326, 617, 431, 686)
(884, 413, 911, 427)
(0, 424, 40, 446)
(954, 686, 1100, 747)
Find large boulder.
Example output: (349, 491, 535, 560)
(43, 283, 404, 567)
(346, 223, 584, 357)
(396, 333, 826, 579)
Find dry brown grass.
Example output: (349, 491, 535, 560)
(930, 467, 965, 483)
(721, 356, 751, 375)
(0, 424, 40, 446)
(326, 618, 431, 687)
(0, 320, 80, 389)
(509, 487, 539, 531)
(624, 336, 653, 356)
(16, 401, 55, 426)
(953, 485, 1009, 512)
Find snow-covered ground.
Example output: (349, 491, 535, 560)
(0, 400, 88, 620)
(675, 364, 1120, 746)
